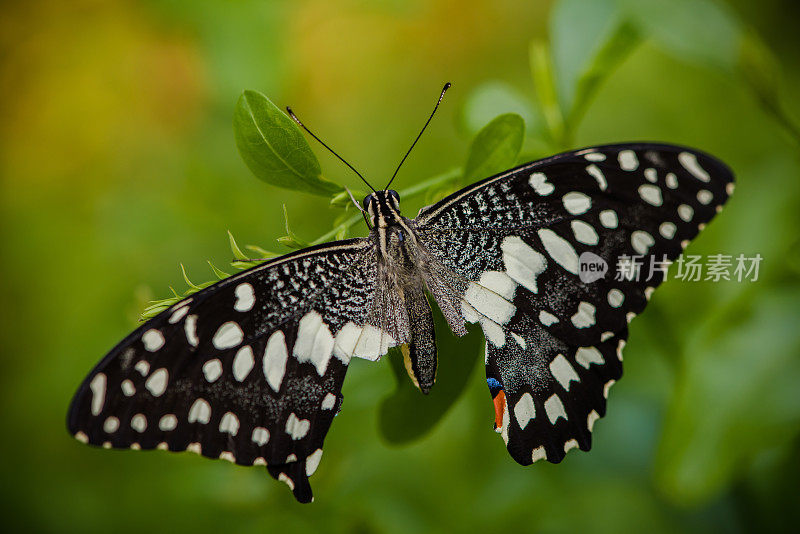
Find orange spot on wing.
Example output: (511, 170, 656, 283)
(493, 390, 506, 430)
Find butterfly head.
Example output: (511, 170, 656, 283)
(363, 189, 401, 228)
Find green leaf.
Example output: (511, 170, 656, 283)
(276, 204, 310, 249)
(180, 263, 201, 290)
(244, 244, 279, 259)
(530, 41, 565, 146)
(460, 81, 540, 136)
(655, 288, 800, 505)
(378, 305, 484, 444)
(550, 0, 640, 128)
(462, 113, 525, 184)
(207, 261, 230, 280)
(233, 90, 342, 196)
(738, 29, 800, 145)
(618, 0, 741, 73)
(227, 230, 251, 261)
(330, 188, 368, 210)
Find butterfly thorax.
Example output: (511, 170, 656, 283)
(363, 190, 438, 393)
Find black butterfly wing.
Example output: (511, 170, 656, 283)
(414, 143, 734, 464)
(67, 237, 395, 502)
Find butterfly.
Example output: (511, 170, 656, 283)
(67, 85, 734, 503)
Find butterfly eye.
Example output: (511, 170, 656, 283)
(387, 189, 400, 207)
(362, 195, 373, 212)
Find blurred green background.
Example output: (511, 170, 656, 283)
(2, 0, 799, 532)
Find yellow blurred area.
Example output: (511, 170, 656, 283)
(0, 0, 207, 188)
(289, 0, 547, 101)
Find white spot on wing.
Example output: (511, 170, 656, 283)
(697, 189, 713, 205)
(135, 360, 149, 376)
(142, 329, 165, 352)
(638, 184, 663, 206)
(539, 310, 559, 326)
(607, 288, 624, 307)
(168, 305, 189, 324)
(631, 230, 655, 254)
(188, 398, 211, 424)
(513, 393, 536, 429)
(544, 394, 568, 424)
(321, 393, 337, 410)
(570, 220, 598, 245)
(617, 339, 627, 360)
(575, 346, 604, 368)
(353, 324, 395, 361)
(294, 311, 335, 375)
(212, 321, 244, 350)
(131, 414, 147, 433)
(562, 192, 592, 215)
(103, 416, 119, 433)
(285, 412, 310, 440)
(603, 379, 616, 398)
(511, 332, 526, 349)
(252, 427, 269, 446)
(666, 172, 678, 189)
(538, 229, 579, 274)
(145, 368, 168, 397)
(501, 236, 547, 293)
(618, 150, 638, 171)
(203, 359, 222, 383)
(219, 412, 240, 435)
(564, 439, 579, 453)
(232, 345, 255, 382)
(185, 315, 199, 346)
(550, 354, 580, 390)
(659, 222, 677, 239)
(599, 209, 618, 229)
(678, 204, 694, 222)
(529, 172, 554, 196)
(531, 446, 547, 462)
(586, 164, 607, 190)
(644, 168, 657, 182)
(121, 379, 135, 396)
(278, 473, 295, 490)
(306, 449, 324, 476)
(89, 373, 107, 416)
(583, 151, 606, 162)
(587, 410, 600, 431)
(332, 322, 360, 363)
(570, 302, 596, 328)
(678, 151, 710, 181)
(159, 414, 178, 431)
(234, 282, 255, 312)
(461, 271, 517, 347)
(264, 330, 289, 392)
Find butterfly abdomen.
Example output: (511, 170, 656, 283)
(401, 286, 438, 394)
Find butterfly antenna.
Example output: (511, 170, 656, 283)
(384, 82, 451, 191)
(286, 107, 377, 193)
